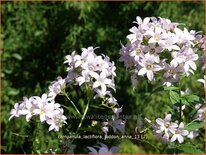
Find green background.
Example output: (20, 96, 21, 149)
(1, 1, 205, 153)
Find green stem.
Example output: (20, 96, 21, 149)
(63, 92, 81, 115)
(77, 101, 89, 132)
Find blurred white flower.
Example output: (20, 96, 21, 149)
(93, 72, 114, 93)
(170, 122, 189, 143)
(109, 115, 125, 134)
(47, 108, 67, 132)
(19, 97, 38, 122)
(138, 54, 162, 81)
(187, 130, 199, 139)
(87, 143, 120, 154)
(33, 94, 55, 122)
(197, 75, 205, 84)
(9, 103, 24, 120)
(48, 76, 65, 98)
(113, 106, 123, 118)
(194, 103, 205, 122)
(154, 113, 178, 137)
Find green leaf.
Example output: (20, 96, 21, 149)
(12, 53, 22, 60)
(169, 90, 180, 104)
(61, 104, 81, 117)
(8, 88, 19, 96)
(90, 105, 105, 109)
(164, 86, 179, 91)
(183, 94, 200, 103)
(167, 144, 204, 154)
(180, 98, 190, 105)
(185, 121, 204, 131)
(178, 144, 204, 154)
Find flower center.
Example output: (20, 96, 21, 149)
(154, 36, 159, 42)
(169, 69, 174, 74)
(165, 123, 170, 128)
(135, 48, 141, 55)
(150, 48, 155, 54)
(146, 64, 152, 70)
(89, 66, 93, 71)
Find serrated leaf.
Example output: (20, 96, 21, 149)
(183, 94, 200, 103)
(181, 98, 190, 105)
(185, 121, 204, 131)
(169, 90, 180, 104)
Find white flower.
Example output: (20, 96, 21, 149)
(9, 103, 24, 120)
(101, 126, 109, 135)
(187, 130, 199, 139)
(107, 96, 118, 106)
(170, 122, 188, 143)
(194, 103, 205, 121)
(113, 106, 123, 118)
(129, 45, 144, 62)
(147, 27, 164, 44)
(109, 115, 125, 134)
(171, 51, 186, 67)
(138, 54, 162, 81)
(155, 113, 178, 137)
(76, 70, 90, 86)
(20, 97, 37, 122)
(93, 72, 114, 93)
(47, 108, 67, 132)
(183, 48, 198, 72)
(48, 76, 65, 98)
(174, 27, 195, 44)
(87, 143, 120, 154)
(143, 43, 162, 63)
(33, 94, 55, 122)
(163, 62, 183, 86)
(127, 26, 143, 43)
(158, 32, 180, 51)
(197, 76, 205, 84)
(134, 16, 150, 31)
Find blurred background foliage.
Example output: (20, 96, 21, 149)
(1, 1, 205, 153)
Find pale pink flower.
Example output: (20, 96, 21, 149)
(138, 54, 162, 81)
(9, 103, 24, 120)
(155, 113, 178, 137)
(87, 143, 120, 154)
(170, 122, 188, 143)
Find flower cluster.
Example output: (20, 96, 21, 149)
(87, 143, 120, 154)
(9, 94, 67, 131)
(64, 47, 117, 104)
(119, 16, 204, 86)
(153, 113, 188, 144)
